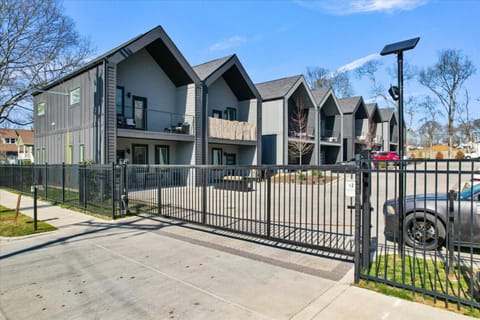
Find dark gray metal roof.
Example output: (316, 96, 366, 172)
(338, 96, 363, 114)
(193, 55, 260, 100)
(192, 55, 234, 81)
(34, 25, 199, 95)
(311, 88, 330, 106)
(366, 103, 383, 122)
(379, 108, 394, 122)
(255, 75, 302, 101)
(365, 103, 377, 117)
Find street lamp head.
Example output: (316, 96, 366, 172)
(388, 85, 400, 101)
(380, 37, 420, 56)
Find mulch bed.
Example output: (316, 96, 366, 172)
(271, 173, 337, 185)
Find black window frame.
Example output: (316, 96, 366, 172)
(155, 145, 170, 165)
(211, 148, 223, 165)
(225, 153, 236, 165)
(212, 109, 222, 119)
(225, 107, 237, 121)
(132, 96, 147, 130)
(116, 86, 125, 116)
(132, 144, 148, 164)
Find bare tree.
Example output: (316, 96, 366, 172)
(305, 67, 353, 98)
(0, 0, 93, 126)
(288, 100, 314, 165)
(456, 89, 475, 143)
(404, 96, 417, 146)
(356, 60, 416, 107)
(355, 60, 394, 107)
(419, 96, 442, 158)
(419, 49, 476, 157)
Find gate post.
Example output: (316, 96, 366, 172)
(111, 162, 116, 220)
(202, 167, 207, 224)
(354, 154, 362, 283)
(266, 168, 271, 238)
(120, 163, 128, 217)
(157, 167, 162, 215)
(361, 149, 372, 271)
(354, 150, 372, 283)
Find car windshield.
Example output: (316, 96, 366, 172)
(456, 180, 480, 200)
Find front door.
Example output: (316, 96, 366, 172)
(132, 96, 147, 130)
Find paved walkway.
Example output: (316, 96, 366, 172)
(0, 190, 473, 319)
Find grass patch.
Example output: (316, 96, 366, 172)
(359, 254, 480, 317)
(3, 188, 134, 221)
(0, 205, 57, 237)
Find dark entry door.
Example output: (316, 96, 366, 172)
(132, 96, 147, 130)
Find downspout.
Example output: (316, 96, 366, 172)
(201, 82, 208, 165)
(316, 105, 320, 165)
(340, 111, 344, 163)
(283, 97, 288, 165)
(257, 98, 262, 166)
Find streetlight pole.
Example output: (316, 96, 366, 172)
(380, 37, 420, 256)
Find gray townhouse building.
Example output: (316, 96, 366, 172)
(377, 108, 399, 152)
(312, 88, 343, 164)
(193, 55, 262, 166)
(337, 96, 369, 161)
(32, 26, 261, 167)
(256, 75, 319, 165)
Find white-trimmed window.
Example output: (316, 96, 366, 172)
(155, 145, 169, 165)
(37, 102, 45, 116)
(79, 144, 85, 163)
(69, 87, 81, 105)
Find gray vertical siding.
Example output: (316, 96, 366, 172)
(33, 64, 104, 164)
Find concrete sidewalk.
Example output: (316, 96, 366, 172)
(0, 190, 473, 319)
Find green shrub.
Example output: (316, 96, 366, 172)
(296, 170, 307, 181)
(312, 169, 323, 178)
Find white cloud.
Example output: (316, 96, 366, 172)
(337, 53, 381, 73)
(208, 36, 247, 52)
(296, 0, 428, 15)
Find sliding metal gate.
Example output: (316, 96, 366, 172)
(121, 163, 362, 257)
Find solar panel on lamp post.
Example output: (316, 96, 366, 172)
(380, 37, 420, 258)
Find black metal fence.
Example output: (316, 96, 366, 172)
(0, 164, 119, 218)
(358, 157, 480, 310)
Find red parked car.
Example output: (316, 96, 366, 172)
(372, 151, 400, 167)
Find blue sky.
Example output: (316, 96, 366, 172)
(63, 0, 480, 126)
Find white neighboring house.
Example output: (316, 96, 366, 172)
(464, 142, 480, 159)
(0, 129, 34, 164)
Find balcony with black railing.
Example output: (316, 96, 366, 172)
(117, 108, 194, 135)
